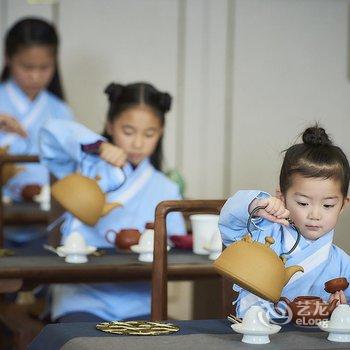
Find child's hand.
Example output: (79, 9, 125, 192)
(329, 290, 347, 306)
(249, 197, 290, 226)
(0, 114, 27, 137)
(99, 142, 127, 167)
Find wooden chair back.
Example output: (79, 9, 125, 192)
(151, 199, 236, 321)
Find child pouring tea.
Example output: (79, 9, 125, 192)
(40, 82, 185, 322)
(219, 125, 350, 317)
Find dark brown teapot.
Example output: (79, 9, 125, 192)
(274, 295, 338, 327)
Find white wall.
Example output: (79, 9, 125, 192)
(230, 0, 350, 249)
(1, 0, 350, 309)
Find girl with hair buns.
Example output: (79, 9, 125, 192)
(219, 125, 350, 318)
(40, 81, 186, 322)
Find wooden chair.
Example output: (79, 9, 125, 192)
(0, 155, 54, 350)
(151, 199, 236, 321)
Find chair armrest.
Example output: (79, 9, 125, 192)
(151, 199, 225, 321)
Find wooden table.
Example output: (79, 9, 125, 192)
(0, 248, 218, 288)
(28, 319, 347, 350)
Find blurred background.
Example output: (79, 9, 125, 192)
(1, 0, 350, 318)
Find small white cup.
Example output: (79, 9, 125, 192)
(208, 230, 222, 260)
(324, 304, 350, 342)
(242, 305, 271, 331)
(64, 231, 87, 252)
(138, 229, 154, 262)
(190, 214, 219, 255)
(63, 232, 88, 263)
(329, 304, 350, 329)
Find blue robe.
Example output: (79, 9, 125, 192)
(219, 190, 350, 318)
(40, 119, 186, 321)
(0, 79, 74, 200)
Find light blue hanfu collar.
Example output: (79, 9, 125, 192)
(5, 79, 46, 114)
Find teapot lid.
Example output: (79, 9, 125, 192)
(145, 222, 154, 230)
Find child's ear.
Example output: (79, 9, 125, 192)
(275, 187, 285, 204)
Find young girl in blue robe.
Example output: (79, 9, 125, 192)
(219, 125, 350, 319)
(0, 18, 74, 202)
(40, 82, 186, 322)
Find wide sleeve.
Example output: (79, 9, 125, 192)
(39, 119, 125, 192)
(219, 190, 270, 246)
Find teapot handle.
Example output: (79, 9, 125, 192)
(273, 296, 291, 317)
(247, 205, 301, 257)
(105, 229, 117, 244)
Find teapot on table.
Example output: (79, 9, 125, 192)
(274, 296, 338, 327)
(51, 173, 122, 226)
(213, 206, 304, 302)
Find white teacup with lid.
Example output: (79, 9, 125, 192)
(57, 231, 96, 263)
(130, 223, 155, 262)
(231, 305, 281, 344)
(206, 230, 222, 260)
(130, 223, 170, 262)
(318, 304, 350, 342)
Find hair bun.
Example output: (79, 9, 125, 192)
(158, 92, 172, 113)
(302, 125, 332, 146)
(104, 83, 124, 103)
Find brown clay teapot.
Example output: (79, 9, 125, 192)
(105, 229, 141, 250)
(51, 173, 122, 226)
(21, 184, 42, 202)
(213, 206, 304, 302)
(274, 296, 338, 327)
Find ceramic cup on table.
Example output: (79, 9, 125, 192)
(130, 226, 170, 262)
(204, 230, 222, 260)
(318, 304, 350, 342)
(189, 214, 219, 255)
(231, 305, 281, 344)
(57, 231, 96, 263)
(130, 228, 154, 262)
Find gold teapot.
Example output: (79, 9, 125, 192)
(213, 206, 304, 302)
(51, 173, 122, 226)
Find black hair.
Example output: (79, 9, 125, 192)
(1, 17, 65, 100)
(103, 82, 172, 170)
(280, 124, 350, 197)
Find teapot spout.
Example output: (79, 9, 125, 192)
(102, 202, 122, 216)
(285, 265, 304, 284)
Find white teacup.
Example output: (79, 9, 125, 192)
(208, 230, 222, 260)
(318, 304, 350, 342)
(138, 229, 154, 262)
(329, 304, 350, 329)
(190, 214, 219, 255)
(62, 232, 88, 263)
(242, 305, 271, 331)
(64, 231, 87, 252)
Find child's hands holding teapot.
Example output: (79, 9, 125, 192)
(249, 197, 290, 226)
(329, 290, 347, 306)
(99, 142, 127, 168)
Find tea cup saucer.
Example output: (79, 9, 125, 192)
(56, 245, 96, 263)
(130, 244, 171, 254)
(231, 323, 281, 344)
(57, 245, 97, 256)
